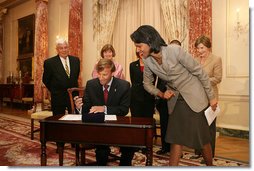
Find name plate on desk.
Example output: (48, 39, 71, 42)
(105, 115, 117, 121)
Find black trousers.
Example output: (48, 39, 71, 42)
(95, 145, 135, 166)
(156, 99, 170, 151)
(52, 104, 71, 115)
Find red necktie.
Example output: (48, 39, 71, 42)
(104, 85, 109, 103)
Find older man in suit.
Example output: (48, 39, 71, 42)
(43, 38, 80, 115)
(75, 58, 134, 166)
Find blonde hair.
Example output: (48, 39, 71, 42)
(96, 58, 116, 73)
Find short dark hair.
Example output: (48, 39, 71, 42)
(169, 39, 181, 46)
(194, 35, 211, 48)
(130, 25, 167, 53)
(96, 58, 116, 73)
(100, 44, 116, 58)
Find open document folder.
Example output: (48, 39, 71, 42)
(205, 106, 220, 126)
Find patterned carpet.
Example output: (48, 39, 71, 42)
(0, 113, 249, 166)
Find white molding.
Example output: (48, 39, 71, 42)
(225, 0, 249, 78)
(219, 94, 249, 102)
(217, 123, 249, 131)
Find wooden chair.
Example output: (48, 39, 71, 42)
(68, 87, 93, 165)
(30, 85, 52, 140)
(67, 87, 120, 165)
(67, 87, 85, 114)
(21, 84, 34, 109)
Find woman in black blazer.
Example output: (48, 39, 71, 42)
(129, 51, 155, 118)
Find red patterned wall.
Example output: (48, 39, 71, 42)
(34, 0, 48, 102)
(189, 0, 212, 57)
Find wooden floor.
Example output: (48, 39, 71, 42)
(0, 105, 249, 163)
(153, 132, 249, 163)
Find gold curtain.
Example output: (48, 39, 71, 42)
(160, 0, 189, 50)
(93, 0, 119, 57)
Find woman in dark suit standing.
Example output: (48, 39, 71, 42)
(130, 25, 218, 166)
(129, 50, 155, 118)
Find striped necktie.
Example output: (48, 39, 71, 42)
(64, 59, 70, 78)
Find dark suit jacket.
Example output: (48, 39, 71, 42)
(82, 77, 130, 116)
(42, 55, 80, 114)
(129, 59, 155, 117)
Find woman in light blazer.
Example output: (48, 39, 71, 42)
(130, 25, 218, 166)
(194, 35, 222, 159)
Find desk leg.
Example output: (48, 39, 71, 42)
(58, 143, 64, 166)
(41, 142, 47, 166)
(146, 147, 153, 166)
(75, 144, 80, 166)
(80, 146, 86, 165)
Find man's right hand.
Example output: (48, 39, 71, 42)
(74, 96, 83, 110)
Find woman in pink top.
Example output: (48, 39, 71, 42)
(92, 44, 125, 79)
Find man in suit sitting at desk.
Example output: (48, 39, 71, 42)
(75, 58, 134, 166)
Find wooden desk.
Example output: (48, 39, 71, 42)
(0, 83, 33, 106)
(40, 115, 154, 166)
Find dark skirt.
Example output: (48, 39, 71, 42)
(165, 95, 211, 150)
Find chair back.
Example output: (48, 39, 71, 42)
(67, 87, 85, 114)
(28, 85, 50, 114)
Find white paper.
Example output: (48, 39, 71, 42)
(105, 115, 117, 121)
(204, 106, 220, 126)
(59, 114, 117, 121)
(59, 114, 81, 121)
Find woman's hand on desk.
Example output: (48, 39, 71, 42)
(74, 96, 83, 110)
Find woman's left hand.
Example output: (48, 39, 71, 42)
(209, 98, 218, 111)
(163, 90, 175, 100)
